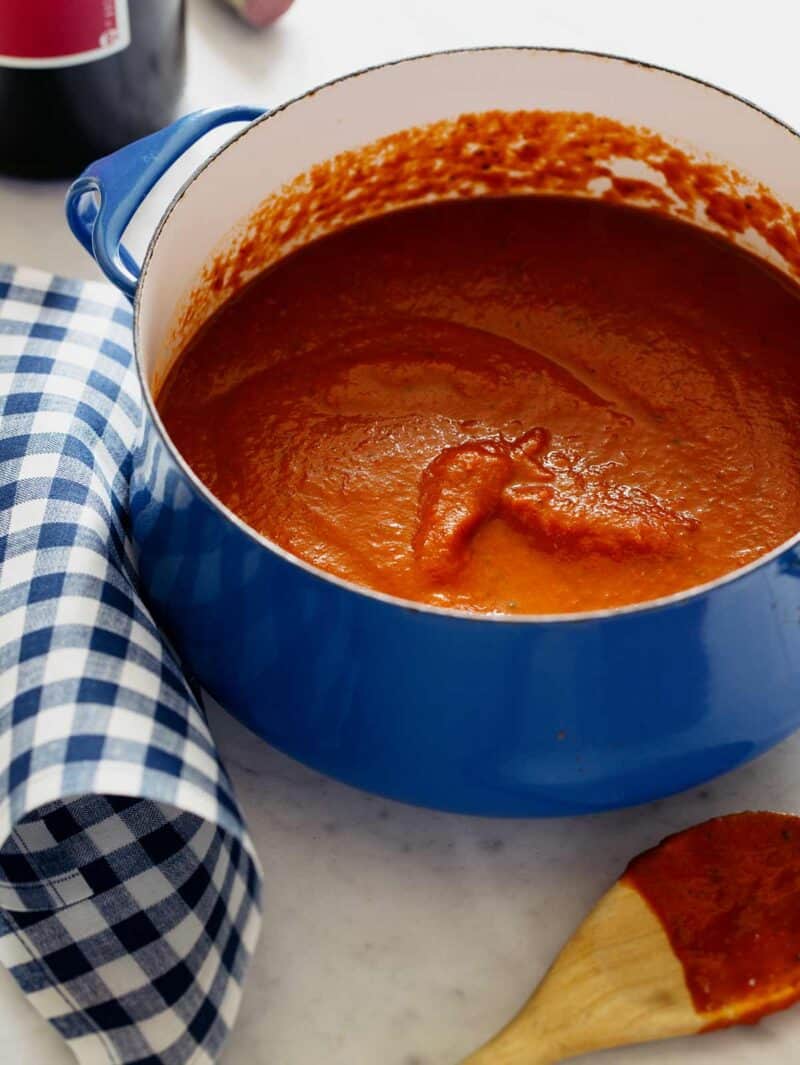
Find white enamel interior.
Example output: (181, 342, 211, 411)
(137, 47, 800, 392)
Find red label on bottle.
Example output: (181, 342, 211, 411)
(0, 0, 130, 69)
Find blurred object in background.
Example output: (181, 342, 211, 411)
(0, 0, 186, 180)
(221, 0, 294, 27)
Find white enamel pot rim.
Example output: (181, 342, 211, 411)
(133, 45, 800, 625)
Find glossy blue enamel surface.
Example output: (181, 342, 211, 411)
(69, 106, 800, 816)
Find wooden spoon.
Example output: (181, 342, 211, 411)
(462, 812, 800, 1064)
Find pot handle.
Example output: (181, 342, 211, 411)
(65, 106, 265, 301)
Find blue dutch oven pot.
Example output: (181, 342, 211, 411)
(66, 49, 800, 815)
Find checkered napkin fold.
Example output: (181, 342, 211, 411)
(0, 265, 262, 1065)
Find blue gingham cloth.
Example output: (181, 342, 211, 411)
(0, 265, 262, 1064)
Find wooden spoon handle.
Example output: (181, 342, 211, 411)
(459, 882, 701, 1065)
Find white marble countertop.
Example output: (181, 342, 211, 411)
(4, 1, 800, 1062)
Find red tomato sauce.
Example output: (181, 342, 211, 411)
(157, 195, 800, 614)
(624, 813, 800, 1027)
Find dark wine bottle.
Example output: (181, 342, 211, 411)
(0, 0, 186, 180)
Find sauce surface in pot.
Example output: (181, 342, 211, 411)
(158, 196, 800, 614)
